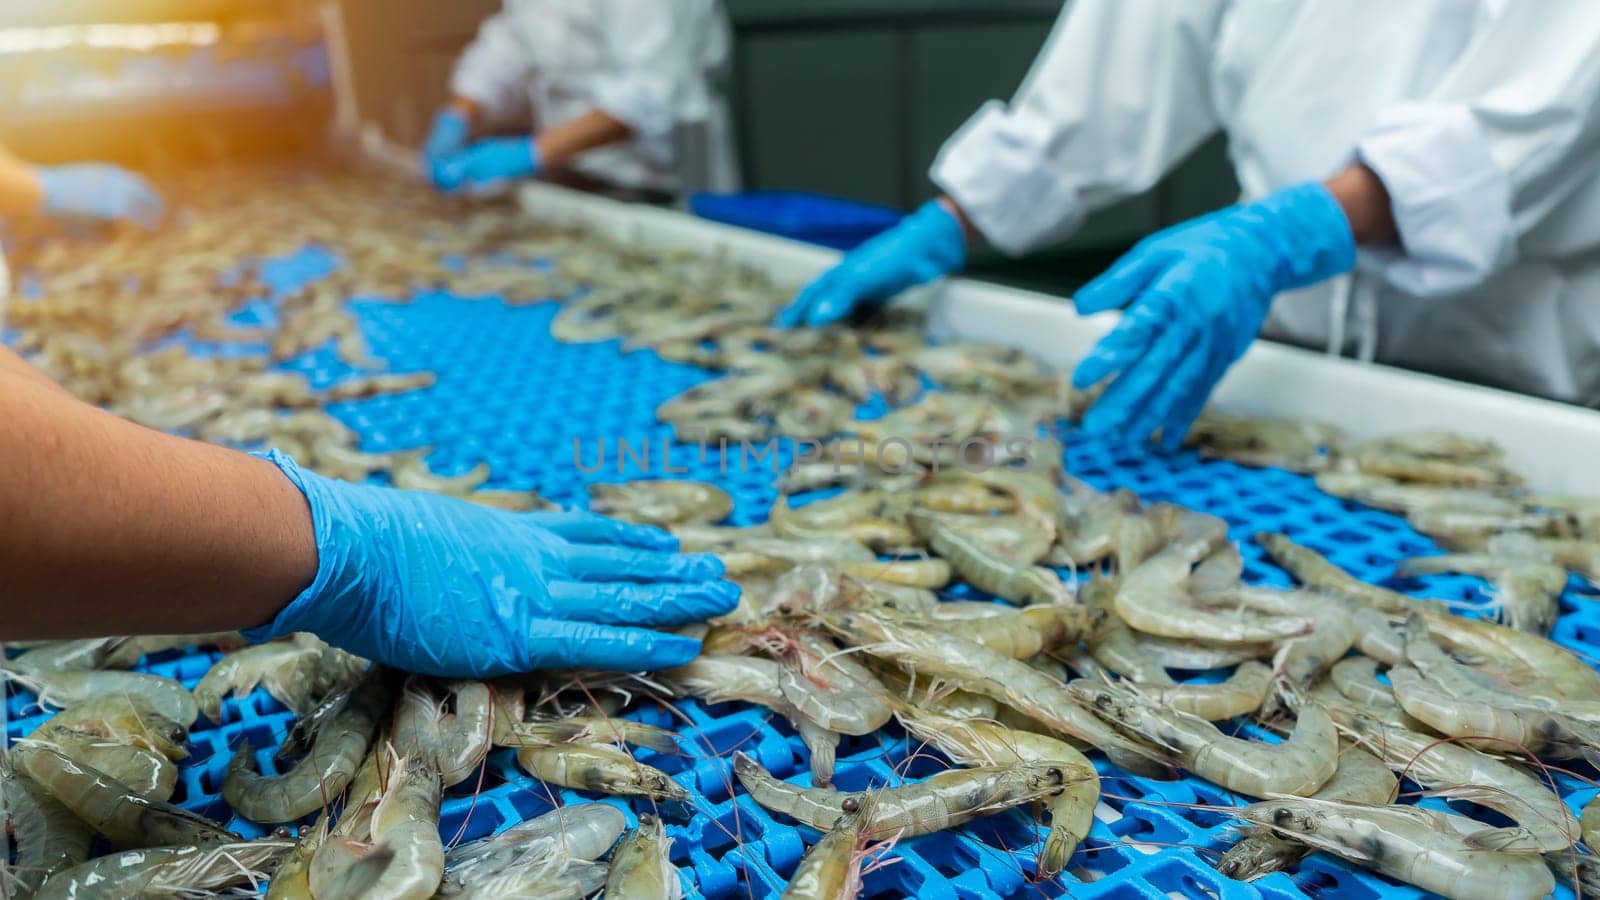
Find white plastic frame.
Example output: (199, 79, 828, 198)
(520, 182, 1600, 493)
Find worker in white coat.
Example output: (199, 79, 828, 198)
(422, 0, 737, 201)
(779, 1, 1600, 449)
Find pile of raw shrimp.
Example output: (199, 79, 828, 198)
(7, 167, 1600, 900)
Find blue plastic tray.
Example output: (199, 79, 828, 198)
(689, 191, 904, 251)
(8, 245, 1599, 899)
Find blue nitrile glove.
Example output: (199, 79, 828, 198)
(244, 451, 738, 678)
(1071, 182, 1356, 451)
(37, 163, 164, 229)
(775, 200, 966, 327)
(433, 135, 541, 193)
(423, 108, 471, 187)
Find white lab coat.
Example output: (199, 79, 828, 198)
(931, 0, 1600, 404)
(451, 0, 739, 197)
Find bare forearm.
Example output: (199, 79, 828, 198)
(0, 352, 316, 639)
(536, 109, 633, 170)
(1324, 163, 1399, 246)
(0, 142, 41, 217)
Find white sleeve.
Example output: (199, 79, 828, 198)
(592, 0, 723, 160)
(930, 0, 1227, 257)
(1355, 4, 1600, 296)
(450, 10, 538, 124)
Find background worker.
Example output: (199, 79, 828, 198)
(421, 0, 737, 201)
(779, 0, 1600, 447)
(0, 344, 738, 677)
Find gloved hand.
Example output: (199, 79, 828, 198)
(37, 163, 163, 229)
(244, 451, 738, 678)
(432, 135, 541, 194)
(422, 108, 471, 187)
(775, 200, 966, 328)
(1071, 182, 1356, 451)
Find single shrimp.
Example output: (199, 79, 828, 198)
(1, 767, 93, 897)
(36, 730, 177, 801)
(733, 751, 1069, 840)
(223, 667, 391, 822)
(437, 803, 623, 896)
(772, 492, 913, 552)
(265, 817, 326, 900)
(777, 633, 894, 736)
(363, 752, 446, 900)
(1216, 746, 1395, 881)
(895, 705, 1099, 877)
(1256, 533, 1434, 617)
(1419, 609, 1600, 701)
(1115, 550, 1312, 643)
(1206, 586, 1357, 717)
(31, 696, 189, 761)
(12, 744, 236, 849)
(515, 742, 690, 802)
(4, 638, 120, 676)
(1387, 664, 1600, 761)
(1129, 633, 1266, 671)
(192, 634, 325, 722)
(589, 480, 734, 527)
(497, 715, 683, 756)
(1237, 798, 1552, 900)
(780, 796, 876, 899)
(604, 814, 682, 899)
(1397, 552, 1565, 635)
(1334, 707, 1579, 852)
(390, 456, 490, 495)
(906, 509, 1067, 605)
(835, 558, 952, 589)
(436, 681, 493, 788)
(917, 603, 1099, 660)
(32, 838, 295, 900)
(101, 631, 245, 668)
(1132, 660, 1274, 721)
(4, 668, 197, 727)
(1071, 681, 1338, 797)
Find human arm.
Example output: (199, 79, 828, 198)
(0, 345, 736, 675)
(777, 0, 1226, 327)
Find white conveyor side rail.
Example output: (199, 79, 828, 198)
(520, 183, 1600, 494)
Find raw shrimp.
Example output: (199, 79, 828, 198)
(772, 492, 913, 551)
(223, 667, 391, 822)
(1419, 609, 1600, 701)
(1133, 660, 1274, 721)
(101, 632, 245, 669)
(1115, 550, 1312, 643)
(1209, 586, 1357, 716)
(778, 633, 893, 736)
(391, 456, 490, 495)
(1071, 682, 1338, 797)
(5, 638, 120, 675)
(1349, 446, 1522, 490)
(825, 611, 1165, 770)
(192, 634, 327, 722)
(918, 603, 1099, 659)
(32, 839, 294, 900)
(733, 751, 1068, 840)
(1397, 552, 1565, 635)
(515, 742, 690, 802)
(604, 815, 682, 899)
(12, 744, 236, 849)
(5, 669, 197, 727)
(1257, 533, 1434, 616)
(896, 705, 1098, 876)
(1129, 633, 1267, 671)
(39, 731, 177, 800)
(1238, 798, 1552, 900)
(437, 803, 623, 897)
(1, 768, 93, 897)
(1336, 710, 1578, 852)
(32, 696, 189, 761)
(589, 480, 733, 526)
(364, 753, 445, 900)
(906, 509, 1067, 604)
(835, 558, 951, 589)
(437, 681, 493, 788)
(497, 716, 683, 755)
(1387, 664, 1600, 760)
(780, 797, 875, 899)
(1216, 746, 1395, 881)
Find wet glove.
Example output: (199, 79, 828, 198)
(422, 108, 471, 188)
(244, 451, 738, 678)
(1072, 182, 1356, 451)
(775, 199, 966, 327)
(432, 134, 541, 193)
(37, 163, 164, 229)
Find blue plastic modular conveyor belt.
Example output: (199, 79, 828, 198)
(7, 245, 1600, 899)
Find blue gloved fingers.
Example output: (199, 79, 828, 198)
(1126, 337, 1211, 450)
(423, 109, 470, 162)
(1073, 250, 1169, 315)
(803, 277, 866, 327)
(519, 620, 705, 671)
(1070, 293, 1171, 390)
(775, 268, 843, 328)
(548, 580, 740, 626)
(525, 510, 677, 550)
(121, 176, 165, 230)
(558, 545, 725, 582)
(1079, 300, 1192, 439)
